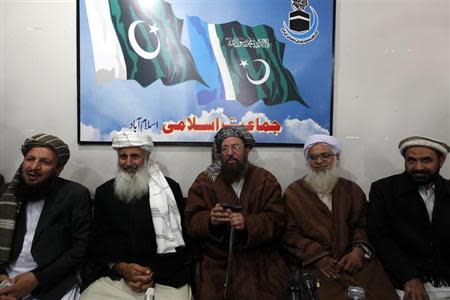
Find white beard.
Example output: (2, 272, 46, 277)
(114, 164, 150, 203)
(304, 160, 340, 194)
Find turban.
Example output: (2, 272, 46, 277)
(213, 126, 256, 154)
(399, 136, 450, 158)
(112, 131, 153, 153)
(304, 134, 341, 159)
(1, 133, 69, 262)
(21, 133, 70, 166)
(205, 126, 255, 182)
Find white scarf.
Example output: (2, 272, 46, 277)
(148, 163, 185, 254)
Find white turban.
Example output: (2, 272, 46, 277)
(112, 131, 153, 153)
(304, 134, 341, 158)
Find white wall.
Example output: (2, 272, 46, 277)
(1, 0, 449, 196)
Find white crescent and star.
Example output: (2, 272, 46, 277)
(128, 20, 161, 60)
(240, 59, 270, 85)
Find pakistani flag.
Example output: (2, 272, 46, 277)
(187, 16, 307, 107)
(85, 0, 204, 87)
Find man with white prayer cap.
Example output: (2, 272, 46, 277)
(282, 134, 397, 300)
(80, 131, 192, 300)
(185, 126, 291, 300)
(368, 135, 450, 300)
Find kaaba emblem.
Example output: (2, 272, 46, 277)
(281, 0, 319, 44)
(290, 0, 310, 32)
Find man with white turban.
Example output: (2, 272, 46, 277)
(185, 126, 291, 300)
(282, 134, 397, 300)
(368, 136, 450, 300)
(81, 131, 192, 300)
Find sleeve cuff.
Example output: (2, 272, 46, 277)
(353, 243, 373, 259)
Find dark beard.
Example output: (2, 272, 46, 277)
(409, 169, 439, 186)
(16, 171, 58, 201)
(221, 158, 246, 184)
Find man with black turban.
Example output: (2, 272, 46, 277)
(0, 133, 91, 300)
(185, 126, 291, 300)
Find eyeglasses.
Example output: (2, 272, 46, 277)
(221, 144, 244, 153)
(307, 152, 336, 161)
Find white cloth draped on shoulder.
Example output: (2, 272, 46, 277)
(148, 162, 185, 254)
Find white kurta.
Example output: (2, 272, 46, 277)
(6, 199, 79, 300)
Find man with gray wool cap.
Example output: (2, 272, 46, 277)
(0, 133, 91, 300)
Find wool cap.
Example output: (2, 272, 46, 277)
(399, 136, 449, 157)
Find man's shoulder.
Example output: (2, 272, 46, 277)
(190, 171, 212, 185)
(51, 178, 91, 208)
(95, 178, 115, 193)
(371, 173, 404, 188)
(437, 175, 450, 193)
(284, 178, 311, 200)
(337, 177, 363, 189)
(247, 165, 277, 180)
(369, 173, 414, 202)
(334, 177, 367, 199)
(165, 176, 180, 188)
(56, 177, 90, 194)
(286, 177, 306, 190)
(164, 176, 183, 199)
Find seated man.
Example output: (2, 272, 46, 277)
(0, 133, 91, 300)
(283, 134, 397, 300)
(368, 136, 450, 300)
(185, 126, 291, 300)
(81, 131, 191, 300)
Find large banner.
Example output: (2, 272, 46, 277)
(78, 0, 335, 145)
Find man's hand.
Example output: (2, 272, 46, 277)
(337, 247, 364, 274)
(210, 203, 230, 225)
(0, 272, 38, 299)
(0, 275, 9, 283)
(0, 274, 14, 299)
(403, 278, 429, 300)
(315, 256, 340, 279)
(229, 212, 245, 230)
(114, 262, 154, 293)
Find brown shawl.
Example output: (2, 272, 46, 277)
(283, 177, 398, 300)
(186, 165, 292, 300)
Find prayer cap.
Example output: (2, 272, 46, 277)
(399, 136, 450, 157)
(21, 133, 70, 166)
(304, 134, 341, 159)
(112, 131, 153, 153)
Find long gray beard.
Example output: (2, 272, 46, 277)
(304, 162, 340, 194)
(114, 164, 150, 203)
